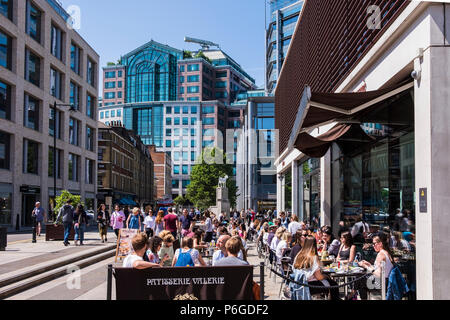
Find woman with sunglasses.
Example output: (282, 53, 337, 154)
(337, 231, 356, 263)
(290, 230, 308, 262)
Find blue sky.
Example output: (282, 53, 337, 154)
(60, 0, 267, 88)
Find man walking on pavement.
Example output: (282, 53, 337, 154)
(32, 202, 45, 237)
(55, 199, 74, 246)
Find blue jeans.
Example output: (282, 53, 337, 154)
(74, 223, 86, 243)
(63, 222, 72, 243)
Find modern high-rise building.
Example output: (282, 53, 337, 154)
(0, 0, 100, 230)
(102, 64, 126, 106)
(266, 0, 304, 95)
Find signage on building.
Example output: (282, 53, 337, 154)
(419, 188, 427, 213)
(20, 186, 41, 194)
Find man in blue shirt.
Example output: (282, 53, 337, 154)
(32, 202, 45, 237)
(179, 209, 194, 237)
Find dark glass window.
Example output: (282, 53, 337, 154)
(86, 94, 95, 119)
(70, 82, 80, 110)
(49, 107, 62, 139)
(50, 24, 63, 60)
(0, 80, 11, 120)
(69, 117, 79, 146)
(70, 43, 81, 75)
(86, 126, 94, 151)
(25, 49, 40, 87)
(50, 68, 62, 99)
(0, 30, 12, 70)
(87, 57, 95, 87)
(24, 94, 39, 131)
(0, 130, 10, 170)
(85, 158, 94, 184)
(0, 0, 13, 20)
(68, 153, 79, 181)
(48, 147, 61, 178)
(23, 139, 39, 174)
(26, 1, 41, 43)
(182, 165, 189, 175)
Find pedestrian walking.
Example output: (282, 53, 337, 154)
(73, 204, 88, 246)
(144, 208, 156, 238)
(126, 207, 142, 231)
(154, 210, 165, 235)
(32, 202, 45, 237)
(97, 204, 110, 243)
(55, 199, 74, 246)
(163, 207, 179, 239)
(110, 204, 126, 238)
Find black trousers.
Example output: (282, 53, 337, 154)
(308, 280, 341, 300)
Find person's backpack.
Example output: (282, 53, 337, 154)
(175, 249, 195, 267)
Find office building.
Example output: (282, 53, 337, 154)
(266, 0, 304, 95)
(148, 145, 172, 202)
(0, 0, 99, 230)
(102, 64, 125, 106)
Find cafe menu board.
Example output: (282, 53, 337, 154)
(115, 229, 139, 262)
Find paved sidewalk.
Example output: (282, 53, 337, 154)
(0, 230, 117, 282)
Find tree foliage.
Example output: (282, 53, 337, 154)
(174, 195, 189, 207)
(55, 190, 84, 217)
(187, 148, 237, 210)
(194, 51, 211, 63)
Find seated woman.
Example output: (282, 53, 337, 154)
(392, 231, 411, 252)
(321, 226, 341, 257)
(337, 232, 356, 263)
(192, 228, 208, 251)
(290, 230, 308, 262)
(172, 237, 206, 267)
(144, 236, 170, 265)
(158, 231, 175, 267)
(292, 236, 340, 300)
(276, 231, 292, 261)
(356, 232, 394, 299)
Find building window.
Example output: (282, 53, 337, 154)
(166, 140, 171, 147)
(174, 118, 180, 125)
(49, 107, 62, 139)
(50, 68, 62, 99)
(215, 81, 227, 88)
(70, 43, 81, 75)
(100, 111, 104, 119)
(191, 129, 196, 136)
(202, 106, 215, 114)
(215, 91, 228, 99)
(0, 0, 13, 20)
(187, 64, 199, 72)
(105, 71, 115, 78)
(191, 106, 197, 114)
(117, 109, 121, 117)
(104, 92, 115, 99)
(0, 30, 12, 70)
(174, 165, 180, 175)
(111, 110, 115, 118)
(174, 128, 180, 136)
(180, 65, 185, 72)
(182, 128, 189, 136)
(191, 118, 197, 125)
(174, 151, 180, 161)
(87, 57, 95, 87)
(216, 71, 227, 78)
(183, 117, 189, 125)
(182, 165, 189, 175)
(86, 126, 94, 151)
(174, 106, 180, 114)
(166, 129, 172, 137)
(118, 70, 123, 77)
(187, 86, 199, 93)
(183, 106, 189, 114)
(172, 179, 179, 188)
(174, 140, 180, 147)
(25, 48, 41, 87)
(0, 130, 10, 170)
(105, 81, 115, 89)
(85, 158, 94, 184)
(23, 139, 39, 174)
(182, 180, 190, 188)
(68, 153, 79, 182)
(70, 82, 80, 110)
(166, 106, 172, 114)
(24, 94, 39, 131)
(180, 76, 184, 83)
(50, 24, 63, 61)
(166, 118, 172, 125)
(0, 80, 11, 120)
(191, 140, 196, 148)
(187, 75, 199, 82)
(87, 94, 95, 119)
(118, 81, 122, 88)
(182, 140, 188, 148)
(202, 117, 215, 125)
(26, 0, 41, 43)
(48, 147, 61, 178)
(182, 152, 188, 161)
(69, 117, 79, 146)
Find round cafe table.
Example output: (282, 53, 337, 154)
(322, 267, 368, 297)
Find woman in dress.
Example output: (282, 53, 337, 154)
(154, 210, 165, 235)
(110, 204, 126, 238)
(97, 204, 110, 243)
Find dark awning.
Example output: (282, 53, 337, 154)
(295, 123, 376, 158)
(288, 80, 414, 151)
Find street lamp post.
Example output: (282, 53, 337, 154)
(52, 102, 75, 222)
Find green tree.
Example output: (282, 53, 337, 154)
(54, 190, 83, 221)
(194, 51, 211, 63)
(187, 148, 237, 210)
(106, 61, 116, 66)
(183, 50, 194, 59)
(174, 195, 188, 209)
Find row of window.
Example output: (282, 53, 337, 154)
(104, 70, 123, 78)
(173, 165, 191, 175)
(172, 179, 191, 189)
(100, 109, 122, 119)
(104, 81, 123, 89)
(166, 128, 197, 137)
(166, 106, 198, 114)
(166, 117, 199, 126)
(165, 139, 215, 149)
(172, 151, 198, 162)
(0, 130, 95, 183)
(104, 91, 123, 99)
(0, 2, 96, 86)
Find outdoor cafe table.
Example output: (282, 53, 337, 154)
(321, 266, 368, 297)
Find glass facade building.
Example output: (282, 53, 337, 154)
(266, 0, 304, 95)
(121, 41, 183, 103)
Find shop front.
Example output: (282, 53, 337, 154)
(0, 183, 13, 227)
(20, 185, 41, 227)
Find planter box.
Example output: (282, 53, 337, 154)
(45, 224, 75, 241)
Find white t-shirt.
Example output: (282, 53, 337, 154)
(205, 218, 213, 232)
(303, 257, 321, 282)
(122, 254, 143, 268)
(263, 233, 269, 245)
(288, 221, 302, 235)
(270, 236, 280, 252)
(144, 215, 156, 229)
(276, 240, 288, 260)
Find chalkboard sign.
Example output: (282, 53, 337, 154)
(115, 229, 139, 262)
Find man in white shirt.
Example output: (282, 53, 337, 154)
(212, 235, 230, 266)
(123, 233, 165, 269)
(288, 215, 303, 236)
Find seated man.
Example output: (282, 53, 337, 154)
(123, 233, 165, 269)
(212, 235, 231, 266)
(214, 236, 249, 266)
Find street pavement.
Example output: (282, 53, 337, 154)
(3, 236, 280, 300)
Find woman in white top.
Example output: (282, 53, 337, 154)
(359, 233, 394, 279)
(203, 211, 214, 243)
(270, 227, 286, 254)
(144, 209, 156, 238)
(276, 231, 292, 261)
